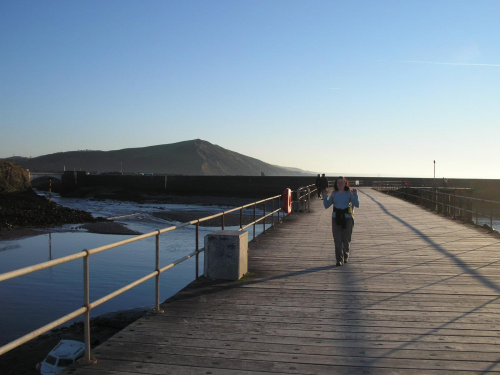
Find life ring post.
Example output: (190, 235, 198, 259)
(282, 188, 292, 214)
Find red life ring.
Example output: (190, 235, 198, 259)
(283, 188, 292, 214)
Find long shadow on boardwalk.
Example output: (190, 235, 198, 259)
(70, 188, 500, 374)
(357, 189, 500, 372)
(361, 189, 500, 293)
(168, 265, 335, 303)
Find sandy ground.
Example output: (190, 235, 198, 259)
(0, 228, 47, 241)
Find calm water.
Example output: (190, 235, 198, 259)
(476, 218, 500, 232)
(0, 192, 268, 346)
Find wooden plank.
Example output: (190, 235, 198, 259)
(67, 188, 500, 374)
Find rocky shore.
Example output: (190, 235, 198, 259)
(0, 189, 108, 240)
(0, 189, 259, 240)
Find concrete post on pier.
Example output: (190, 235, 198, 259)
(204, 230, 248, 281)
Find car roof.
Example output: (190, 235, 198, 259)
(49, 340, 85, 359)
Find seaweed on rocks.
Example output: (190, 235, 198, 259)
(0, 189, 105, 231)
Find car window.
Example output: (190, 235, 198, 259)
(59, 358, 74, 367)
(45, 355, 57, 365)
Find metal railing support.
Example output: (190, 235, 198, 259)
(294, 186, 312, 213)
(278, 196, 281, 222)
(154, 230, 163, 313)
(491, 202, 494, 229)
(82, 250, 96, 365)
(253, 204, 256, 240)
(196, 221, 200, 280)
(263, 202, 266, 234)
(271, 199, 274, 226)
(377, 186, 499, 232)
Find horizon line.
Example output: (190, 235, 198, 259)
(377, 59, 500, 67)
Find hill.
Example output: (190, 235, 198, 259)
(3, 139, 312, 176)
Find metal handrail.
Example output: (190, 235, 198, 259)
(295, 186, 312, 212)
(375, 185, 500, 230)
(0, 193, 285, 360)
(290, 183, 316, 213)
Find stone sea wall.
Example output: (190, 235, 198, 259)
(59, 172, 500, 201)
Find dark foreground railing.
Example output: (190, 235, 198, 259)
(0, 193, 293, 362)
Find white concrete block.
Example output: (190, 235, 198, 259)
(204, 230, 248, 280)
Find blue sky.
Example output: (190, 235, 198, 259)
(1, 1, 499, 178)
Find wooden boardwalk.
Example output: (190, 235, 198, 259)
(70, 188, 500, 374)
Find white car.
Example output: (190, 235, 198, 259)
(39, 340, 85, 374)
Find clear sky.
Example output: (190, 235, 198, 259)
(1, 1, 499, 179)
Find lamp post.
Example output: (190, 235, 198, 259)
(433, 160, 436, 188)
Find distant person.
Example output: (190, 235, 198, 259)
(315, 174, 321, 198)
(319, 174, 328, 193)
(322, 176, 359, 267)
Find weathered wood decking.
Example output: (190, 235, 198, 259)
(70, 188, 500, 374)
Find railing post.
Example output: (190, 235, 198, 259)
(83, 250, 96, 364)
(307, 187, 311, 212)
(221, 213, 225, 230)
(448, 193, 451, 216)
(253, 204, 256, 240)
(454, 193, 457, 218)
(491, 201, 494, 229)
(460, 193, 464, 219)
(239, 209, 243, 230)
(271, 199, 274, 227)
(475, 198, 478, 225)
(278, 196, 281, 222)
(196, 221, 200, 279)
(155, 230, 163, 313)
(262, 202, 266, 234)
(461, 195, 465, 220)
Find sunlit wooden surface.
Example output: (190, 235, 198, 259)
(68, 188, 500, 374)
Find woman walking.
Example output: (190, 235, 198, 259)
(323, 176, 359, 266)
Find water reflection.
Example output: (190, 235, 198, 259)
(0, 229, 209, 345)
(48, 232, 52, 260)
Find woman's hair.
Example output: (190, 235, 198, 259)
(334, 176, 350, 192)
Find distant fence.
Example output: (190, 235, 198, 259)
(374, 181, 500, 230)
